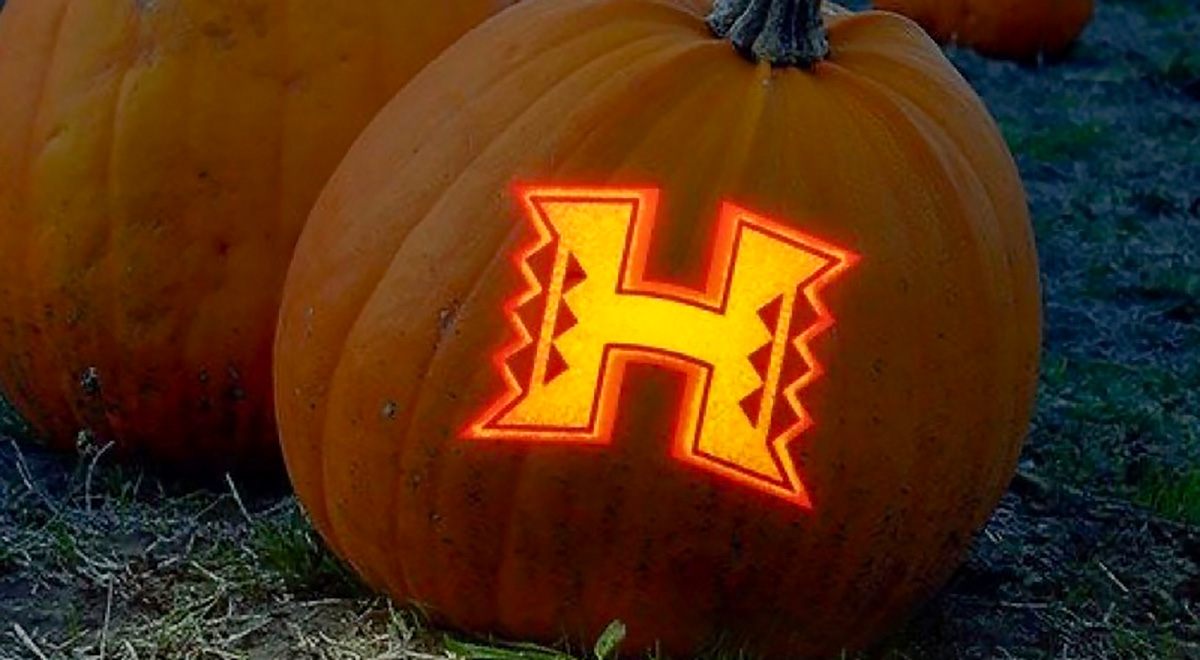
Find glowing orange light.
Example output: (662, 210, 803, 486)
(464, 185, 858, 508)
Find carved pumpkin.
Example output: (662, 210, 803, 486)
(872, 0, 1094, 62)
(275, 0, 1040, 656)
(0, 0, 514, 475)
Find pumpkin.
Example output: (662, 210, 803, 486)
(0, 0, 515, 475)
(275, 0, 1041, 656)
(872, 0, 1093, 62)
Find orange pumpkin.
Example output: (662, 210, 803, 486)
(873, 0, 1094, 62)
(275, 0, 1040, 656)
(0, 0, 514, 475)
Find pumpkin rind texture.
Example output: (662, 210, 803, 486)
(275, 0, 1041, 656)
(0, 0, 514, 475)
(873, 0, 1094, 62)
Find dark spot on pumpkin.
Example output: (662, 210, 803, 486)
(200, 20, 235, 50)
(79, 367, 101, 396)
(381, 400, 397, 420)
(225, 364, 246, 402)
(215, 240, 230, 257)
(438, 300, 462, 335)
(284, 74, 308, 94)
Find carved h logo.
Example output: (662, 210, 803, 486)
(464, 186, 857, 507)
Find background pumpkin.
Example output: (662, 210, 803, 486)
(0, 0, 515, 476)
(275, 0, 1041, 656)
(872, 0, 1094, 62)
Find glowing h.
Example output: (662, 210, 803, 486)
(465, 186, 856, 507)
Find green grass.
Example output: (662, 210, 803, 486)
(1033, 352, 1200, 523)
(1136, 465, 1200, 525)
(1000, 118, 1115, 163)
(1111, 0, 1195, 21)
(249, 500, 367, 597)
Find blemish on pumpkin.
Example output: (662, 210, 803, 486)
(225, 365, 246, 402)
(201, 21, 236, 50)
(381, 400, 397, 420)
(437, 300, 461, 335)
(303, 307, 315, 339)
(79, 367, 101, 396)
(283, 74, 309, 94)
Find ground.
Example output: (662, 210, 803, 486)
(2, 0, 1199, 658)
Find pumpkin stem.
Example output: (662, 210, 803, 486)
(707, 0, 829, 68)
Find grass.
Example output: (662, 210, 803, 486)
(1136, 466, 1200, 525)
(1000, 119, 1115, 163)
(0, 436, 419, 659)
(249, 498, 366, 598)
(1110, 0, 1196, 21)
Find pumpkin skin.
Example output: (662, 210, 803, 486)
(275, 0, 1041, 656)
(873, 0, 1093, 62)
(0, 0, 514, 475)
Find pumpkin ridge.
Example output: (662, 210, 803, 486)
(48, 0, 142, 452)
(1, 0, 73, 440)
(92, 17, 140, 449)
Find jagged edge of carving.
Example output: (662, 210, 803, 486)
(770, 266, 848, 459)
(491, 225, 556, 411)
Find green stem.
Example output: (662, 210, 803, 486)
(707, 0, 829, 68)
